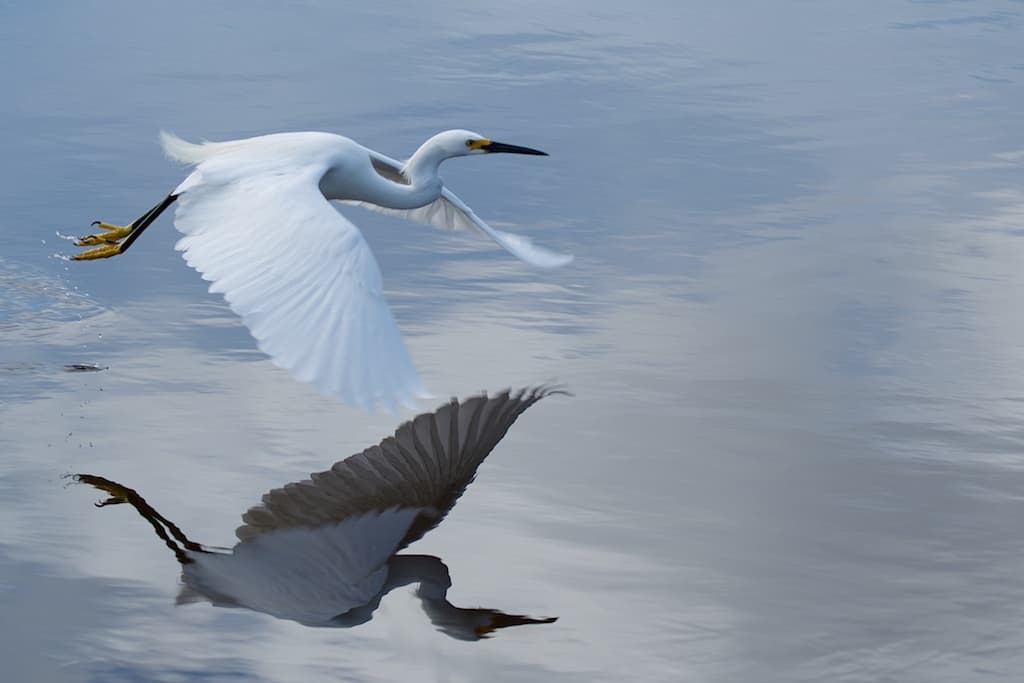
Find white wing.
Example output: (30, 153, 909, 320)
(172, 157, 425, 413)
(344, 153, 573, 269)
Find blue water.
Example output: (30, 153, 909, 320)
(3, 1, 1024, 681)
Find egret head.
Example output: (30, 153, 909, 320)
(432, 129, 548, 158)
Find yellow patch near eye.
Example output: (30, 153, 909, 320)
(466, 138, 491, 149)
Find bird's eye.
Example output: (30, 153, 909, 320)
(465, 139, 474, 148)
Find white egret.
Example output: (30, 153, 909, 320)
(74, 386, 563, 638)
(71, 131, 572, 412)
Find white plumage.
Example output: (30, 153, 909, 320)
(74, 130, 572, 412)
(169, 141, 421, 411)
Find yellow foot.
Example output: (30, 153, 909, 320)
(75, 221, 132, 246)
(71, 242, 123, 260)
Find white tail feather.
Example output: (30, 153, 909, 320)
(160, 131, 254, 165)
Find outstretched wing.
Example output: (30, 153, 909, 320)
(344, 152, 573, 269)
(171, 154, 426, 413)
(236, 385, 565, 547)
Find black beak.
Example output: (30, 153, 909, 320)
(481, 141, 548, 156)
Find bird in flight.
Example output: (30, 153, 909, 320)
(71, 131, 572, 412)
(73, 386, 563, 639)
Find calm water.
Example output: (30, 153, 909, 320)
(3, 1, 1024, 681)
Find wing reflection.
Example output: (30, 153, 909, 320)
(74, 386, 563, 640)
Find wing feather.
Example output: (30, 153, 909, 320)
(344, 152, 573, 269)
(171, 156, 426, 412)
(235, 386, 566, 546)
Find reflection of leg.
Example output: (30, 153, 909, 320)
(73, 474, 205, 565)
(72, 194, 177, 260)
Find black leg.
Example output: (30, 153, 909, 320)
(119, 193, 178, 254)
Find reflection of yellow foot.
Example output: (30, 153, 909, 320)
(71, 242, 123, 260)
(76, 221, 133, 246)
(74, 474, 132, 507)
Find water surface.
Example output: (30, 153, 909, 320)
(3, 1, 1024, 681)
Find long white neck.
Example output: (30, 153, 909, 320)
(346, 172, 440, 210)
(361, 139, 450, 210)
(402, 138, 451, 186)
(321, 139, 451, 210)
(370, 138, 452, 209)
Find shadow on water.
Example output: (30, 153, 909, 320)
(71, 387, 563, 642)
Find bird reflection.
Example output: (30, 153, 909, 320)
(74, 386, 562, 641)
